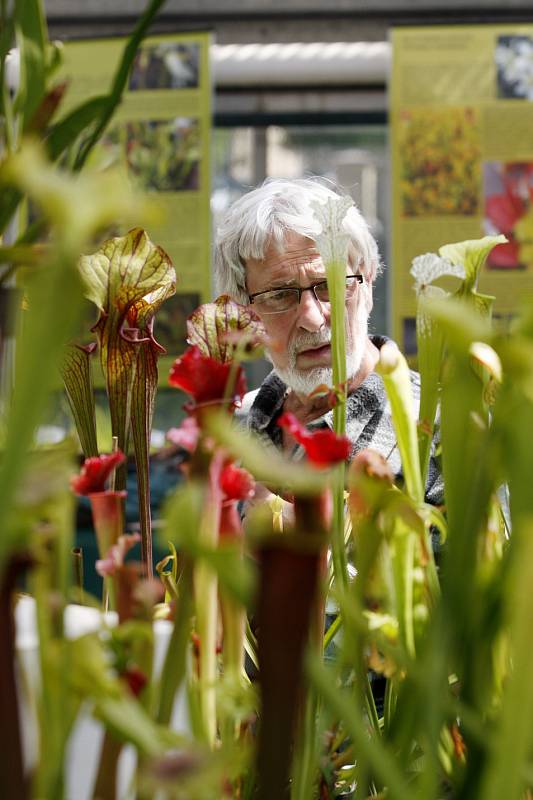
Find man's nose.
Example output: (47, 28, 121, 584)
(295, 288, 327, 331)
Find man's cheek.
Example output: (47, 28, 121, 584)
(264, 335, 290, 371)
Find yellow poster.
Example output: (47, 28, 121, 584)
(390, 25, 533, 354)
(59, 32, 211, 365)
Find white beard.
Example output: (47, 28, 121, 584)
(271, 315, 368, 397)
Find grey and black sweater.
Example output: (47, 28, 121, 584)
(238, 335, 444, 506)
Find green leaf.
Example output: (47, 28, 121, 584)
(312, 195, 353, 596)
(0, 142, 153, 574)
(68, 634, 179, 756)
(0, 15, 15, 121)
(155, 561, 194, 725)
(187, 294, 264, 363)
(420, 294, 492, 354)
(167, 482, 254, 607)
(60, 343, 99, 457)
(439, 235, 506, 294)
(79, 228, 174, 314)
(376, 342, 424, 504)
(80, 228, 175, 492)
(130, 322, 165, 576)
(308, 655, 413, 800)
(14, 0, 48, 129)
(479, 517, 533, 800)
(203, 411, 325, 496)
(416, 287, 445, 487)
(0, 245, 84, 570)
(1, 139, 153, 241)
(72, 0, 167, 171)
(0, 187, 23, 238)
(130, 278, 175, 573)
(46, 94, 110, 160)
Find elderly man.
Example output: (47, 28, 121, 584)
(214, 177, 442, 505)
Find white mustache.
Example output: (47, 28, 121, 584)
(291, 332, 331, 356)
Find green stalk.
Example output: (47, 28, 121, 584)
(130, 334, 160, 578)
(194, 557, 218, 745)
(308, 656, 412, 800)
(73, 0, 167, 171)
(376, 346, 424, 505)
(60, 343, 99, 458)
(155, 562, 193, 725)
(72, 546, 84, 604)
(326, 258, 349, 594)
(194, 451, 224, 746)
(416, 303, 444, 488)
(323, 612, 342, 651)
(0, 245, 84, 574)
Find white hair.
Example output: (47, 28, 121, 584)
(214, 177, 381, 304)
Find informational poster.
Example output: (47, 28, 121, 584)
(59, 32, 211, 365)
(390, 25, 533, 353)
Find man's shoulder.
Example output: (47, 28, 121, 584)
(235, 370, 286, 429)
(235, 388, 261, 424)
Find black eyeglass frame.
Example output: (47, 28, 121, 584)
(247, 274, 365, 312)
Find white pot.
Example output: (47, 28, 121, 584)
(15, 596, 189, 800)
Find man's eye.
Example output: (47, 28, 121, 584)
(263, 289, 295, 304)
(314, 282, 330, 300)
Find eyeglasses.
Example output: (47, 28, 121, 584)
(248, 274, 364, 315)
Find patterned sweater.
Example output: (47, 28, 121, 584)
(238, 336, 444, 506)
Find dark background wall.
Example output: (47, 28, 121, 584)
(44, 1, 533, 43)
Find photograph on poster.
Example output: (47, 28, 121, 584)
(154, 292, 201, 355)
(484, 160, 533, 270)
(399, 107, 481, 217)
(124, 118, 200, 192)
(129, 42, 200, 90)
(495, 35, 533, 101)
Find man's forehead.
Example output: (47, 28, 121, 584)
(247, 232, 322, 272)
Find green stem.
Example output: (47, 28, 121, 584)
(308, 657, 413, 800)
(72, 546, 84, 604)
(323, 612, 342, 652)
(73, 0, 167, 171)
(364, 674, 381, 737)
(331, 463, 348, 593)
(155, 562, 193, 725)
(194, 453, 224, 747)
(383, 677, 397, 734)
(194, 558, 218, 745)
(327, 259, 349, 594)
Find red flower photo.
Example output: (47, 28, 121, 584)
(483, 161, 533, 270)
